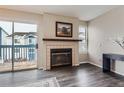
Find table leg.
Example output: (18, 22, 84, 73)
(103, 57, 111, 72)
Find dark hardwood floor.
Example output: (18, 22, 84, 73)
(0, 63, 124, 87)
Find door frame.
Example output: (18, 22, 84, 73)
(0, 20, 38, 72)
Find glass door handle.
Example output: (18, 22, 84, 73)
(36, 43, 38, 49)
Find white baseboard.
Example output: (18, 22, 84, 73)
(88, 61, 124, 76)
(79, 61, 102, 68)
(38, 61, 124, 76)
(80, 61, 88, 64)
(113, 70, 124, 76)
(37, 67, 43, 70)
(88, 61, 102, 68)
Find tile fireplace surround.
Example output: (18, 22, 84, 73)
(42, 39, 80, 70)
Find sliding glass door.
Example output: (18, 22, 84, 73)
(0, 20, 37, 72)
(13, 22, 37, 71)
(0, 21, 13, 72)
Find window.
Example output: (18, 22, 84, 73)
(29, 39, 32, 44)
(79, 25, 88, 53)
(14, 39, 20, 44)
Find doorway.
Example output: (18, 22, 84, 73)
(0, 20, 37, 72)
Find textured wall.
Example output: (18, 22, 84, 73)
(88, 6, 124, 75)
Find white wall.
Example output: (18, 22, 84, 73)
(88, 6, 124, 75)
(43, 13, 79, 39)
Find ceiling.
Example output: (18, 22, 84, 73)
(0, 5, 118, 21)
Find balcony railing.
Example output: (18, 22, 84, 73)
(0, 45, 36, 63)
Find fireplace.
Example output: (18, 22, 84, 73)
(51, 48, 72, 67)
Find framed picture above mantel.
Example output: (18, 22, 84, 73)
(56, 21, 73, 37)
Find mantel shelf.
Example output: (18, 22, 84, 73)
(42, 38, 82, 42)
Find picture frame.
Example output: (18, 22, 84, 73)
(56, 22, 73, 37)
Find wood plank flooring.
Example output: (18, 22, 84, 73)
(0, 63, 124, 87)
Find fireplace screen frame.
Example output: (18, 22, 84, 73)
(50, 48, 72, 68)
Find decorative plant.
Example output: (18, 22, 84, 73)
(114, 37, 124, 49)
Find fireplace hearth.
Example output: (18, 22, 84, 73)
(51, 48, 72, 67)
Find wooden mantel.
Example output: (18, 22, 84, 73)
(42, 38, 82, 42)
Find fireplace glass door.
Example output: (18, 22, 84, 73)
(51, 48, 72, 67)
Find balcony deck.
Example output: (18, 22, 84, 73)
(0, 44, 37, 72)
